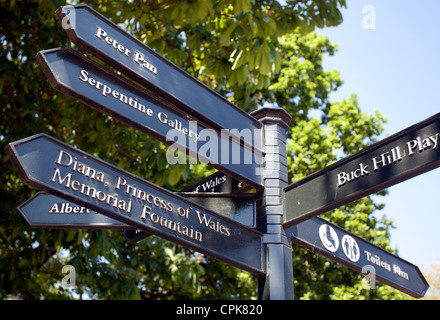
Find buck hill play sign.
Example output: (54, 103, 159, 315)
(4, 5, 432, 299)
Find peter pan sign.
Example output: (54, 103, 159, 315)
(55, 5, 263, 142)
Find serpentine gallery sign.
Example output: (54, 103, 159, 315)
(5, 5, 433, 299)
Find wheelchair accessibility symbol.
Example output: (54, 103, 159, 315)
(319, 224, 339, 252)
(319, 224, 360, 263)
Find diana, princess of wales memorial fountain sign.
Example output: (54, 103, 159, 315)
(5, 134, 264, 275)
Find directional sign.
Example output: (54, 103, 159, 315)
(284, 217, 429, 298)
(181, 171, 254, 194)
(5, 133, 264, 275)
(18, 192, 134, 229)
(284, 112, 440, 226)
(20, 191, 256, 229)
(56, 5, 262, 146)
(36, 47, 263, 189)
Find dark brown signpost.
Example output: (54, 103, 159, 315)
(5, 4, 433, 300)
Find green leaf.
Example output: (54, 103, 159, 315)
(168, 166, 181, 186)
(219, 23, 236, 47)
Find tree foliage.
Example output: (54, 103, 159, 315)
(1, 0, 410, 299)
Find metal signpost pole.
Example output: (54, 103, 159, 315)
(252, 107, 294, 300)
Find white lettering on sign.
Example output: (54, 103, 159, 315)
(364, 250, 409, 281)
(78, 69, 202, 143)
(194, 175, 227, 192)
(337, 163, 369, 187)
(95, 26, 131, 56)
(94, 26, 158, 75)
(133, 51, 158, 75)
(48, 150, 232, 244)
(49, 202, 91, 214)
(337, 131, 440, 187)
(406, 133, 439, 156)
(79, 69, 154, 116)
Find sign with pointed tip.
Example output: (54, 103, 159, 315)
(18, 192, 134, 229)
(36, 47, 263, 190)
(55, 4, 263, 146)
(284, 217, 429, 298)
(5, 133, 264, 276)
(284, 112, 440, 227)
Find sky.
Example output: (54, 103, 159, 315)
(317, 0, 440, 274)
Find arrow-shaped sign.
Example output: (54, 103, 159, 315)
(6, 133, 264, 275)
(56, 5, 262, 147)
(19, 191, 255, 231)
(18, 192, 134, 229)
(36, 47, 263, 190)
(284, 112, 440, 226)
(284, 217, 429, 298)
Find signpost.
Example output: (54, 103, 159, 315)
(36, 47, 264, 190)
(284, 217, 429, 298)
(5, 4, 432, 300)
(5, 133, 264, 276)
(284, 112, 440, 226)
